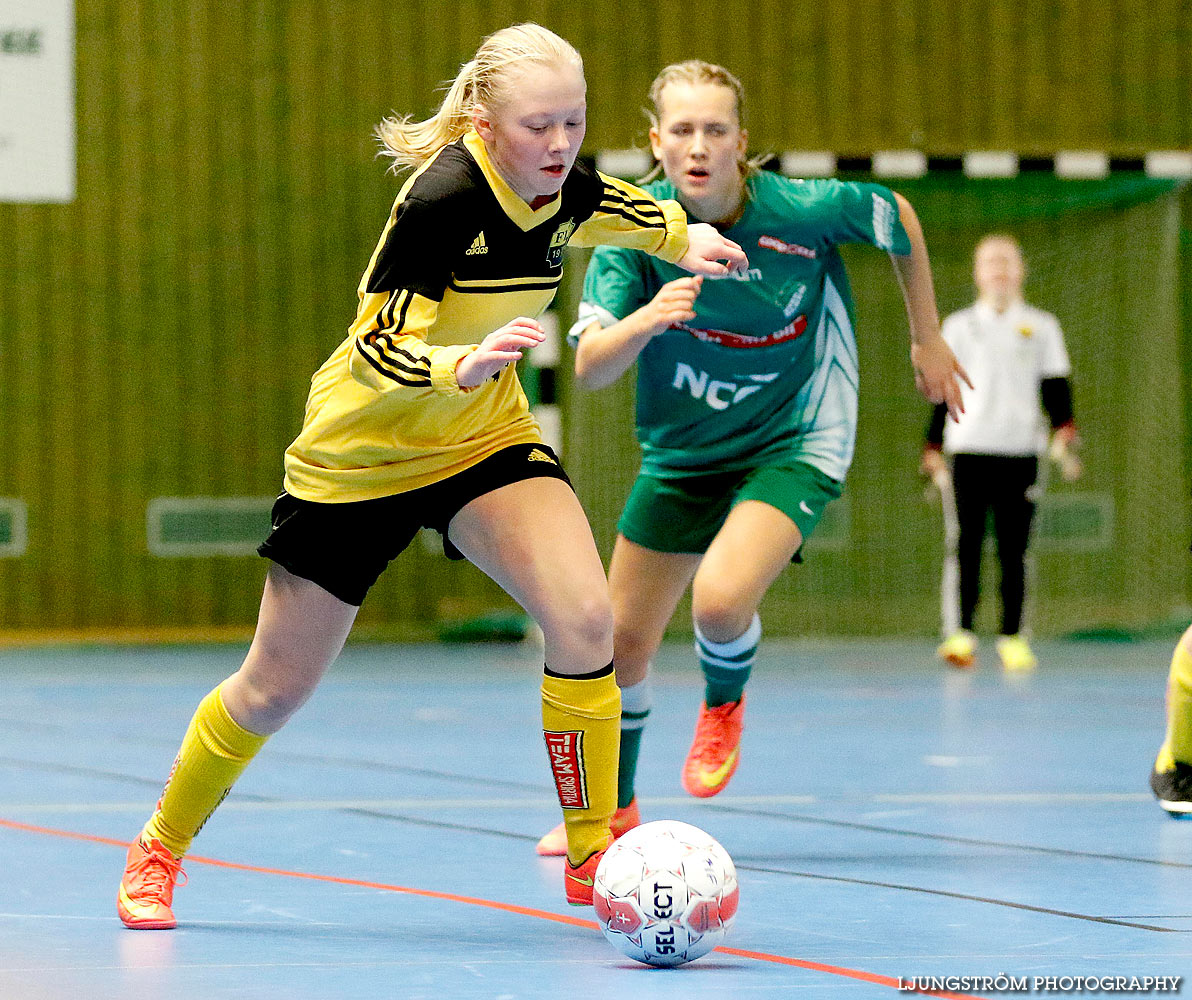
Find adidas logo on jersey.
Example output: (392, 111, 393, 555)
(466, 232, 488, 255)
(527, 448, 557, 464)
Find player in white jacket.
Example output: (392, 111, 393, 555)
(921, 234, 1080, 671)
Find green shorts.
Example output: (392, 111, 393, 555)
(617, 462, 843, 556)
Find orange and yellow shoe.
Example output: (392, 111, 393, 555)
(564, 846, 606, 906)
(681, 697, 745, 798)
(117, 837, 186, 930)
(937, 630, 977, 669)
(534, 798, 641, 857)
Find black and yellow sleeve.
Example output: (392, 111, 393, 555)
(570, 172, 689, 264)
(348, 195, 476, 397)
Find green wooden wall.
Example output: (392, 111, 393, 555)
(0, 1, 1189, 637)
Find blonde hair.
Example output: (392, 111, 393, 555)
(375, 23, 584, 172)
(975, 232, 1024, 257)
(639, 60, 769, 183)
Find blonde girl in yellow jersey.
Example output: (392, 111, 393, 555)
(117, 23, 748, 929)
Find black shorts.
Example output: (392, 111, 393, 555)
(257, 443, 571, 606)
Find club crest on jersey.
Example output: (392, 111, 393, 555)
(546, 219, 576, 268)
(1018, 325, 1034, 339)
(544, 730, 589, 809)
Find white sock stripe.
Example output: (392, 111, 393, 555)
(697, 651, 757, 671)
(620, 714, 649, 731)
(619, 676, 652, 716)
(693, 613, 762, 658)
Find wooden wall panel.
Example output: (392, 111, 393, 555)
(0, 0, 1187, 635)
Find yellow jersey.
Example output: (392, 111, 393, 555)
(283, 132, 689, 502)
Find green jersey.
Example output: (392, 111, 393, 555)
(570, 170, 910, 480)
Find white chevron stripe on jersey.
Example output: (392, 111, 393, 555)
(787, 275, 859, 481)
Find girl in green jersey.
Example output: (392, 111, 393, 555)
(537, 61, 969, 855)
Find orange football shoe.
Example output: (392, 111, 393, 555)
(535, 798, 641, 857)
(681, 697, 745, 798)
(117, 837, 186, 930)
(564, 846, 606, 906)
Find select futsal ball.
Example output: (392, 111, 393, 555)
(593, 820, 738, 967)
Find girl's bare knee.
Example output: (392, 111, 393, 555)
(692, 585, 752, 644)
(229, 644, 325, 732)
(542, 598, 614, 672)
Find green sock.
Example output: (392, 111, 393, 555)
(617, 727, 644, 809)
(696, 614, 761, 708)
(616, 676, 651, 809)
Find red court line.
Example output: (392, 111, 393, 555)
(0, 816, 980, 998)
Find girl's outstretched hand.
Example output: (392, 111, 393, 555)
(456, 317, 546, 388)
(677, 222, 749, 277)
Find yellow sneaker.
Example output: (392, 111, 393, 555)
(117, 838, 186, 930)
(535, 798, 641, 857)
(937, 630, 977, 668)
(564, 845, 607, 906)
(996, 634, 1037, 672)
(681, 697, 745, 798)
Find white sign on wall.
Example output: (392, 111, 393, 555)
(0, 0, 74, 202)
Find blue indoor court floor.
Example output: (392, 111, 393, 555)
(0, 637, 1189, 999)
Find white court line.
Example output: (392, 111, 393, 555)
(0, 792, 1150, 814)
(873, 793, 1150, 804)
(0, 913, 116, 921)
(0, 913, 340, 926)
(0, 956, 614, 973)
(0, 796, 812, 813)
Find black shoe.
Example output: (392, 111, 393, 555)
(1150, 762, 1192, 818)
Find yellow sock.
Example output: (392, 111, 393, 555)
(141, 683, 269, 858)
(1157, 625, 1192, 772)
(541, 666, 620, 867)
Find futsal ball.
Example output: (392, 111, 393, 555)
(593, 820, 738, 967)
